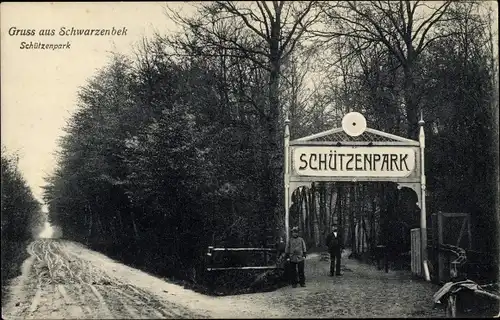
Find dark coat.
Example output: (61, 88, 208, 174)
(326, 232, 343, 253)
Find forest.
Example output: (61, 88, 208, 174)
(1, 147, 42, 303)
(42, 1, 498, 291)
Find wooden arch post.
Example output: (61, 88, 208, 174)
(284, 117, 290, 246)
(283, 112, 430, 281)
(418, 114, 430, 281)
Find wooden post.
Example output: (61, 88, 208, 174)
(284, 117, 290, 247)
(207, 246, 215, 291)
(446, 295, 457, 318)
(419, 113, 431, 281)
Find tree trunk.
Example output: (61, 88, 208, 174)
(403, 65, 419, 139)
(330, 188, 338, 227)
(130, 210, 140, 240)
(337, 186, 343, 243)
(309, 184, 315, 241)
(350, 186, 356, 254)
(302, 187, 309, 234)
(328, 185, 333, 229)
(307, 183, 316, 239)
(117, 210, 124, 236)
(314, 184, 322, 246)
(97, 215, 104, 239)
(370, 187, 377, 251)
(87, 205, 93, 245)
(265, 18, 282, 229)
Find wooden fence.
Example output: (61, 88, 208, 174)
(413, 227, 470, 282)
(205, 246, 281, 271)
(411, 228, 422, 277)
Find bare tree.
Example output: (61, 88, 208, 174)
(312, 0, 455, 138)
(280, 44, 336, 140)
(166, 1, 322, 224)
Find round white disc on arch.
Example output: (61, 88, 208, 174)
(342, 112, 367, 137)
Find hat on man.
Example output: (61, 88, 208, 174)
(291, 226, 299, 232)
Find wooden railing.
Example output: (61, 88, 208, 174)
(205, 246, 282, 271)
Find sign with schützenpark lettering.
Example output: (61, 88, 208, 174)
(291, 146, 416, 178)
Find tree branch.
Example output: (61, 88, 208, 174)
(255, 1, 271, 39)
(259, 1, 275, 23)
(418, 31, 460, 55)
(413, 1, 452, 47)
(373, 0, 406, 40)
(345, 1, 405, 64)
(280, 2, 293, 29)
(280, 2, 317, 58)
(214, 26, 270, 59)
(398, 0, 407, 36)
(216, 1, 270, 42)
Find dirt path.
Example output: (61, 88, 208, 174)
(2, 239, 208, 319)
(2, 239, 445, 319)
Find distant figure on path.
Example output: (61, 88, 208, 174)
(285, 226, 307, 288)
(326, 224, 343, 276)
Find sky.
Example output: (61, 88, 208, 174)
(1, 2, 498, 209)
(1, 2, 196, 206)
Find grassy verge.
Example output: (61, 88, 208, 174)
(81, 239, 290, 296)
(1, 240, 30, 307)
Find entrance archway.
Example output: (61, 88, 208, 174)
(288, 182, 419, 262)
(283, 112, 430, 281)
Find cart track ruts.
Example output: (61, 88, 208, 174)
(3, 239, 204, 319)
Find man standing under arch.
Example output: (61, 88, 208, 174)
(285, 226, 307, 288)
(326, 224, 343, 276)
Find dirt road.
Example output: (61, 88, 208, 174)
(2, 239, 444, 319)
(2, 239, 209, 319)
